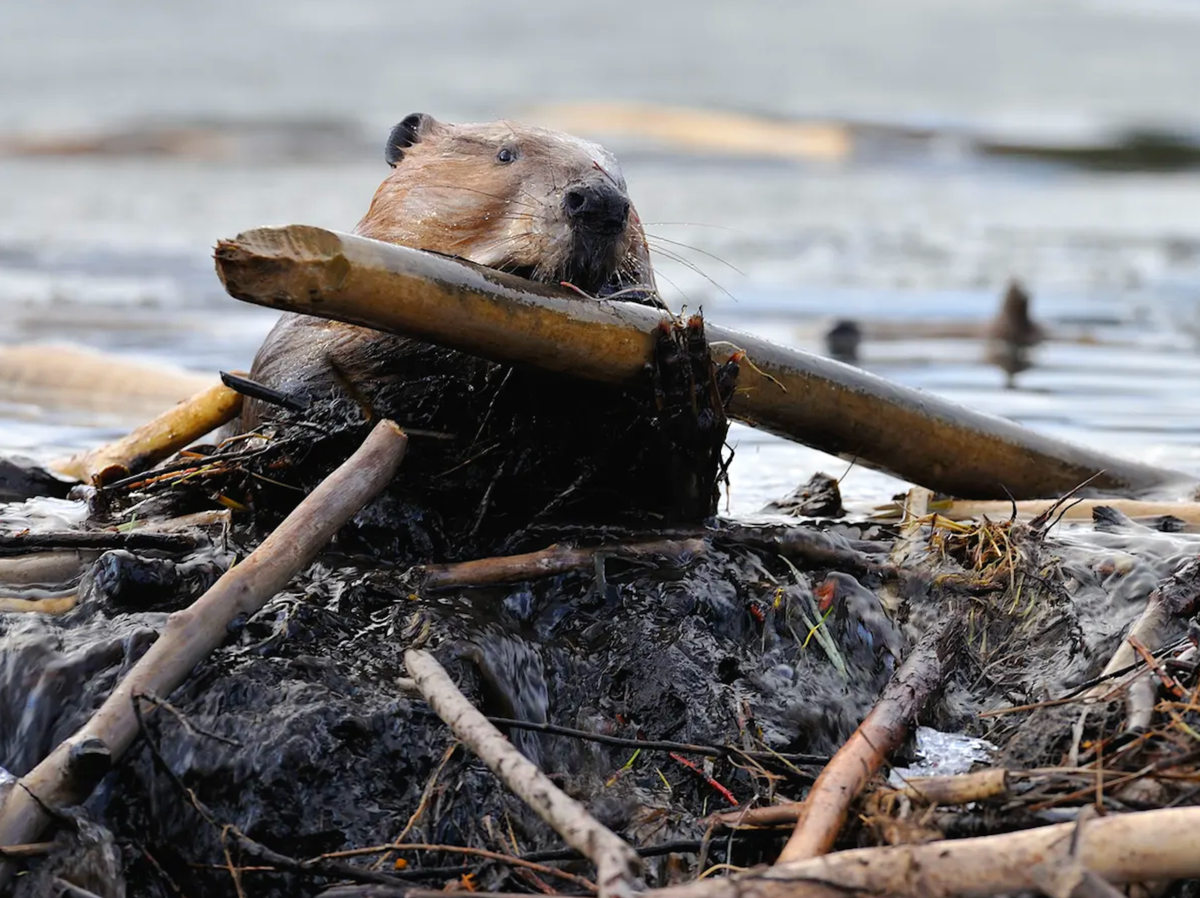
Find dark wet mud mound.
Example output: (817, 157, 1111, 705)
(3, 509, 914, 897)
(7, 420, 1200, 897)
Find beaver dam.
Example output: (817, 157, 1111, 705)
(5, 226, 1200, 898)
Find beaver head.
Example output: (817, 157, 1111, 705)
(355, 113, 654, 298)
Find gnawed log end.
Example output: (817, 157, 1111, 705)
(214, 225, 352, 306)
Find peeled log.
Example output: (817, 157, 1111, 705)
(53, 381, 244, 486)
(215, 225, 1193, 500)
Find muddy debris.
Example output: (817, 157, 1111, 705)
(5, 316, 1200, 898)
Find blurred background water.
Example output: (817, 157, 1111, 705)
(3, 0, 1200, 512)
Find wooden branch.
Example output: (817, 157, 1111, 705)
(52, 380, 244, 486)
(647, 807, 1200, 898)
(0, 596, 78, 614)
(911, 497, 1200, 525)
(1085, 553, 1200, 700)
(894, 768, 1009, 805)
(419, 538, 707, 589)
(0, 343, 214, 418)
(0, 530, 200, 557)
(214, 225, 1193, 500)
(404, 649, 641, 898)
(0, 552, 90, 587)
(776, 619, 961, 862)
(0, 420, 408, 888)
(709, 804, 803, 829)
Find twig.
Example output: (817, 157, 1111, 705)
(717, 524, 893, 577)
(776, 617, 961, 862)
(1084, 554, 1200, 700)
(669, 754, 738, 806)
(419, 538, 707, 589)
(892, 768, 1010, 805)
(315, 842, 597, 891)
(372, 743, 457, 870)
(484, 717, 827, 767)
(0, 530, 201, 557)
(404, 648, 642, 898)
(0, 420, 409, 889)
(708, 805, 806, 829)
(0, 842, 53, 859)
(53, 380, 244, 486)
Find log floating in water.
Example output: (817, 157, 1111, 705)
(215, 225, 1194, 500)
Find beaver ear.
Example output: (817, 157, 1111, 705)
(385, 113, 438, 166)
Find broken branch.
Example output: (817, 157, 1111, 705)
(648, 807, 1200, 898)
(52, 380, 244, 486)
(404, 648, 641, 898)
(215, 225, 1191, 499)
(0, 420, 408, 888)
(776, 618, 961, 862)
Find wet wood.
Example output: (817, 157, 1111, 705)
(0, 595, 78, 614)
(0, 530, 201, 557)
(405, 648, 641, 898)
(776, 618, 961, 862)
(53, 381, 244, 487)
(419, 538, 708, 589)
(912, 497, 1200, 525)
(0, 420, 408, 888)
(894, 768, 1010, 805)
(0, 551, 90, 588)
(214, 225, 1193, 500)
(645, 806, 1200, 898)
(1085, 553, 1200, 701)
(710, 804, 808, 829)
(0, 344, 214, 418)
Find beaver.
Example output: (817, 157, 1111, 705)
(242, 114, 733, 560)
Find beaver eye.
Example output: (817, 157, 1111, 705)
(496, 147, 517, 164)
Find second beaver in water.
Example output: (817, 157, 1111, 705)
(243, 114, 733, 560)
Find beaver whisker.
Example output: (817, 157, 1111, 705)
(648, 266, 694, 307)
(644, 233, 746, 276)
(463, 231, 538, 255)
(640, 221, 739, 232)
(646, 246, 738, 304)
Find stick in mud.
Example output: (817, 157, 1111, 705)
(893, 768, 1010, 805)
(419, 538, 708, 589)
(404, 648, 642, 898)
(214, 224, 1193, 500)
(0, 420, 409, 889)
(52, 380, 244, 487)
(775, 617, 961, 862)
(645, 806, 1200, 898)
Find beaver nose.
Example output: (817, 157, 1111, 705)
(563, 184, 631, 232)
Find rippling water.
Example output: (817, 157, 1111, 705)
(3, 0, 1200, 512)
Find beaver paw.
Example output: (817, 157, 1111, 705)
(648, 314, 738, 520)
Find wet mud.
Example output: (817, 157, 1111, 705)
(4, 456, 1200, 897)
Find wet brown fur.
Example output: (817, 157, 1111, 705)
(242, 116, 724, 560)
(357, 117, 653, 291)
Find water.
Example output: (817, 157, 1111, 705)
(3, 0, 1200, 511)
(7, 8, 1200, 885)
